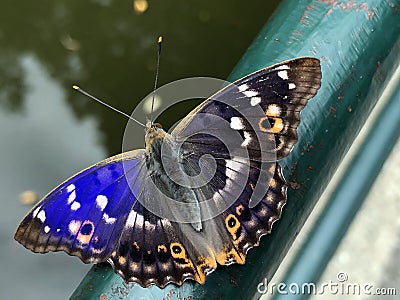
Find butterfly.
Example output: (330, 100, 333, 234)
(15, 57, 321, 288)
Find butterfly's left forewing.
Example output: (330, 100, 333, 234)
(15, 150, 146, 263)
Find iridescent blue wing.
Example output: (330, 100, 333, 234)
(14, 148, 214, 288)
(15, 148, 220, 288)
(14, 150, 146, 263)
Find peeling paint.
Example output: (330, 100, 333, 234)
(368, 9, 375, 18)
(318, 0, 378, 18)
(99, 294, 107, 300)
(300, 4, 322, 25)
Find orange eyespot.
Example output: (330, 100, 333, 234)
(170, 242, 184, 256)
(118, 256, 126, 265)
(236, 204, 245, 216)
(76, 220, 95, 244)
(259, 117, 284, 133)
(225, 214, 241, 240)
(157, 244, 167, 253)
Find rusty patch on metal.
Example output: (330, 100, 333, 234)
(317, 0, 375, 18)
(289, 181, 301, 190)
(99, 294, 107, 300)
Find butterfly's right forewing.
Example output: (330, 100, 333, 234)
(173, 58, 322, 161)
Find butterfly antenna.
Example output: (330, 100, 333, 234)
(72, 85, 146, 127)
(149, 36, 163, 124)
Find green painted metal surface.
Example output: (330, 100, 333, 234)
(272, 60, 400, 300)
(70, 0, 400, 299)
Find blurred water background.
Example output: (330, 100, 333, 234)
(0, 1, 280, 299)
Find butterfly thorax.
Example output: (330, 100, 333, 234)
(145, 123, 166, 152)
(144, 123, 203, 231)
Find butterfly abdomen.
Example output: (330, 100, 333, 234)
(145, 129, 204, 231)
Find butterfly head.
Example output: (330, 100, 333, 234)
(145, 120, 166, 151)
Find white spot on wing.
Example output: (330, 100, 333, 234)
(269, 104, 281, 115)
(144, 220, 156, 231)
(67, 190, 76, 204)
(278, 70, 289, 80)
(103, 213, 116, 224)
(37, 210, 46, 222)
(212, 192, 223, 204)
(71, 201, 81, 211)
(68, 220, 81, 234)
(96, 195, 108, 211)
(44, 226, 51, 233)
(225, 156, 247, 176)
(289, 83, 296, 90)
(243, 90, 258, 97)
(32, 207, 41, 218)
(275, 64, 289, 70)
(220, 156, 248, 192)
(225, 160, 237, 181)
(241, 132, 252, 147)
(66, 184, 76, 193)
(126, 210, 137, 228)
(230, 117, 245, 130)
(225, 159, 238, 171)
(238, 84, 248, 92)
(225, 168, 236, 183)
(135, 213, 144, 228)
(250, 97, 261, 106)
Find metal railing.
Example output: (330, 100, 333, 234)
(70, 0, 400, 299)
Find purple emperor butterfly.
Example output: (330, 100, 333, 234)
(15, 57, 321, 287)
